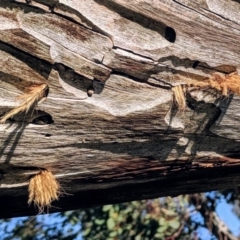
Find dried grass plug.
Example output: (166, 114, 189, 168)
(28, 170, 60, 212)
(187, 72, 240, 97)
(172, 85, 186, 111)
(0, 83, 48, 123)
(173, 72, 240, 111)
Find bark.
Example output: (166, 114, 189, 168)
(0, 0, 240, 218)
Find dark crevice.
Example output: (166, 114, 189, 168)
(113, 46, 155, 61)
(0, 0, 46, 13)
(225, 153, 240, 159)
(44, 133, 52, 137)
(212, 94, 234, 127)
(158, 56, 205, 69)
(92, 79, 104, 95)
(0, 109, 54, 125)
(0, 163, 45, 172)
(149, 77, 172, 89)
(165, 27, 176, 43)
(102, 51, 176, 85)
(193, 61, 200, 69)
(186, 93, 223, 131)
(32, 114, 54, 125)
(54, 63, 93, 95)
(0, 41, 52, 80)
(93, 71, 172, 95)
(23, 0, 56, 8)
(158, 56, 236, 76)
(110, 70, 171, 89)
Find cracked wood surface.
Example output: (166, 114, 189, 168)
(1, 0, 240, 218)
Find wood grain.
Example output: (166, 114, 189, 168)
(0, 0, 240, 218)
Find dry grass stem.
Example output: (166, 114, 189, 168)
(172, 85, 186, 111)
(173, 72, 240, 110)
(28, 170, 60, 212)
(187, 72, 240, 96)
(0, 83, 48, 123)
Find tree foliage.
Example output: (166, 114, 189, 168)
(80, 196, 189, 240)
(0, 190, 240, 240)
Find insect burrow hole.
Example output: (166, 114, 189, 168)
(164, 26, 176, 43)
(32, 113, 54, 125)
(192, 61, 200, 69)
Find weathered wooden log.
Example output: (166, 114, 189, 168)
(1, 0, 240, 218)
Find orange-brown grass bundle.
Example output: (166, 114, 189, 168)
(0, 83, 48, 123)
(28, 170, 60, 212)
(172, 85, 186, 111)
(187, 72, 240, 97)
(173, 72, 240, 110)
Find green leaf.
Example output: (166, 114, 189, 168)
(144, 214, 151, 219)
(163, 209, 176, 217)
(94, 219, 105, 225)
(169, 201, 176, 208)
(82, 228, 91, 237)
(117, 214, 123, 222)
(70, 216, 78, 225)
(109, 231, 118, 237)
(126, 224, 132, 230)
(132, 211, 140, 220)
(144, 219, 150, 225)
(157, 225, 168, 233)
(114, 205, 120, 212)
(158, 217, 166, 226)
(103, 205, 112, 212)
(107, 218, 115, 230)
(146, 230, 151, 236)
(132, 201, 139, 206)
(109, 208, 118, 219)
(154, 233, 164, 239)
(135, 235, 142, 240)
(117, 227, 123, 235)
(168, 219, 180, 229)
(124, 206, 133, 214)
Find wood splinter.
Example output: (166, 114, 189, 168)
(0, 83, 49, 123)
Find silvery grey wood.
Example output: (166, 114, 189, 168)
(0, 0, 240, 218)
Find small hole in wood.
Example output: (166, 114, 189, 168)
(44, 134, 52, 137)
(165, 27, 176, 43)
(32, 114, 54, 125)
(193, 61, 200, 69)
